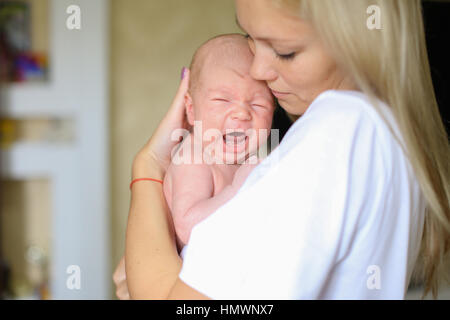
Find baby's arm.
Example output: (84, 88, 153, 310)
(169, 160, 259, 246)
(168, 162, 215, 247)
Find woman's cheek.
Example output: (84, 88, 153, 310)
(289, 57, 314, 90)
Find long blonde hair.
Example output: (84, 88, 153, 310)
(273, 0, 450, 298)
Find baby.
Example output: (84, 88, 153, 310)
(163, 34, 275, 256)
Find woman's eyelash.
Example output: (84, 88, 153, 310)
(275, 52, 296, 61)
(244, 33, 296, 61)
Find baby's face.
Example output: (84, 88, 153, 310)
(187, 62, 275, 164)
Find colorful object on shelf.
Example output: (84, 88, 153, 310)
(25, 245, 51, 300)
(13, 52, 48, 82)
(0, 1, 30, 52)
(0, 118, 17, 149)
(0, 1, 49, 82)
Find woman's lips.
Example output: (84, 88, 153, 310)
(271, 89, 290, 99)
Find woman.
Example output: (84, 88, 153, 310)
(114, 0, 450, 299)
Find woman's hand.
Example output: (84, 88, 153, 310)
(113, 256, 130, 300)
(133, 68, 191, 180)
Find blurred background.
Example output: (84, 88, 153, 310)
(0, 0, 448, 299)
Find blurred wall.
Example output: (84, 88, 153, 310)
(109, 0, 241, 294)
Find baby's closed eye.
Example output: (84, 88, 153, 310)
(252, 103, 268, 108)
(211, 98, 229, 103)
(251, 100, 273, 110)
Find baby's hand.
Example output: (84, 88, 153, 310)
(231, 155, 261, 190)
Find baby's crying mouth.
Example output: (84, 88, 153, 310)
(223, 132, 247, 146)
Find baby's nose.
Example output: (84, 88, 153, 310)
(230, 105, 251, 121)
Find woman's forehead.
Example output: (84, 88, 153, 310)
(235, 0, 311, 42)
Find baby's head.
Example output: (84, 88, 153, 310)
(185, 34, 275, 164)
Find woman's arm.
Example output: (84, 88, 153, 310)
(124, 69, 210, 299)
(125, 156, 179, 299)
(126, 156, 209, 299)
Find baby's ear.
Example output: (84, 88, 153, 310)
(185, 92, 195, 126)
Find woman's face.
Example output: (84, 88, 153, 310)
(235, 0, 356, 116)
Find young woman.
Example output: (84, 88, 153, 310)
(114, 0, 450, 299)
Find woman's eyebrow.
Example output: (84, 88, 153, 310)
(235, 15, 292, 43)
(236, 17, 270, 41)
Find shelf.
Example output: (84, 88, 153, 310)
(1, 142, 76, 179)
(1, 0, 110, 299)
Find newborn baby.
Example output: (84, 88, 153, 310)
(163, 34, 275, 256)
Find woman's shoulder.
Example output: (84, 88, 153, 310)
(315, 89, 399, 131)
(282, 89, 402, 154)
(269, 89, 413, 192)
(296, 90, 393, 130)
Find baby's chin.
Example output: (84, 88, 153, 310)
(220, 142, 260, 165)
(220, 152, 251, 165)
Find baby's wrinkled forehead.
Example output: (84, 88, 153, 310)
(204, 42, 252, 69)
(189, 34, 253, 93)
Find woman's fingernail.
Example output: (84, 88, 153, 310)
(181, 67, 186, 80)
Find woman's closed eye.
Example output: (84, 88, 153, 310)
(245, 33, 298, 61)
(274, 46, 300, 61)
(275, 52, 296, 61)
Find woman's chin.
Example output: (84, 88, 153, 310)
(277, 97, 307, 117)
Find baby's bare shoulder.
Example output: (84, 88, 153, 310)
(168, 160, 213, 176)
(167, 161, 214, 190)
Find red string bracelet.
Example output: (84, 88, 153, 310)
(130, 178, 164, 190)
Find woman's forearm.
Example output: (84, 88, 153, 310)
(125, 156, 182, 299)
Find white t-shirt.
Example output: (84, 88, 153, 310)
(178, 90, 426, 299)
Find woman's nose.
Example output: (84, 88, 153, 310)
(250, 49, 277, 82)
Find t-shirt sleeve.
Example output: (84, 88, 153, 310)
(178, 96, 389, 299)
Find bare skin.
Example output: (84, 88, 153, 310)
(115, 0, 357, 300)
(164, 36, 274, 250)
(235, 0, 357, 115)
(164, 135, 262, 251)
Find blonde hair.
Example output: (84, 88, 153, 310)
(273, 0, 450, 298)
